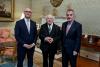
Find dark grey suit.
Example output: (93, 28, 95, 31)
(14, 19, 37, 67)
(62, 20, 82, 67)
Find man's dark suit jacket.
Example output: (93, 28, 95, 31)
(15, 19, 37, 48)
(62, 20, 82, 53)
(39, 23, 61, 53)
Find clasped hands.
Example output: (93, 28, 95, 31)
(23, 43, 35, 49)
(44, 37, 53, 44)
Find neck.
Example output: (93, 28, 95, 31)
(25, 17, 30, 19)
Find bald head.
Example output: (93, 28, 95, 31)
(24, 8, 32, 19)
(24, 8, 32, 13)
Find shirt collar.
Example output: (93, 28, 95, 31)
(48, 23, 53, 26)
(24, 18, 30, 22)
(48, 23, 53, 30)
(67, 20, 74, 25)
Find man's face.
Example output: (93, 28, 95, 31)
(24, 8, 32, 19)
(46, 17, 54, 25)
(66, 11, 74, 22)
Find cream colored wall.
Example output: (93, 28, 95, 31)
(31, 0, 66, 23)
(32, 0, 100, 35)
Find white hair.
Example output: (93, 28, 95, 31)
(45, 14, 55, 20)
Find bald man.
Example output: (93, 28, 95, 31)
(39, 15, 61, 67)
(14, 8, 37, 67)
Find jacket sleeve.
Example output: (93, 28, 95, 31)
(14, 21, 25, 45)
(39, 25, 46, 41)
(33, 22, 38, 44)
(53, 26, 61, 43)
(75, 24, 82, 52)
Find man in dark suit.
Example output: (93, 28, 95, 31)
(39, 15, 61, 67)
(14, 8, 37, 67)
(62, 9, 82, 67)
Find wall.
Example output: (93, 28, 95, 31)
(32, 0, 100, 35)
(0, 0, 32, 32)
(0, 0, 100, 35)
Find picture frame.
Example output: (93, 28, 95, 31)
(0, 0, 14, 22)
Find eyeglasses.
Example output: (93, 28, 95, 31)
(24, 11, 32, 13)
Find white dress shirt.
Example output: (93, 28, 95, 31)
(24, 18, 30, 33)
(66, 21, 73, 35)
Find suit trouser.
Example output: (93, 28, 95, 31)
(62, 47, 77, 67)
(17, 47, 34, 67)
(42, 49, 55, 67)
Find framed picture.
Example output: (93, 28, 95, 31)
(0, 0, 14, 22)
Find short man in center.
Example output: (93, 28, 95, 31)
(39, 14, 61, 67)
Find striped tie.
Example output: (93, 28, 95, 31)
(48, 24, 51, 34)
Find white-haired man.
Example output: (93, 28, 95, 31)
(39, 14, 61, 67)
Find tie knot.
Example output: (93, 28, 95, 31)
(27, 19, 30, 22)
(48, 24, 51, 26)
(67, 21, 71, 25)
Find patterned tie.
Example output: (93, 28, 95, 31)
(48, 24, 51, 34)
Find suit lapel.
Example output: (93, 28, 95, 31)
(23, 19, 30, 34)
(63, 22, 67, 36)
(45, 23, 49, 35)
(67, 21, 76, 35)
(30, 21, 32, 34)
(30, 20, 34, 33)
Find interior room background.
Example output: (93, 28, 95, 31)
(0, 0, 100, 35)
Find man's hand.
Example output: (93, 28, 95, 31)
(23, 44, 30, 49)
(44, 37, 51, 42)
(23, 43, 35, 49)
(30, 43, 35, 48)
(73, 51, 78, 56)
(48, 38, 53, 44)
(44, 37, 54, 44)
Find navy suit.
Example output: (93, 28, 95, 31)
(14, 19, 37, 67)
(62, 20, 82, 67)
(39, 23, 61, 67)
